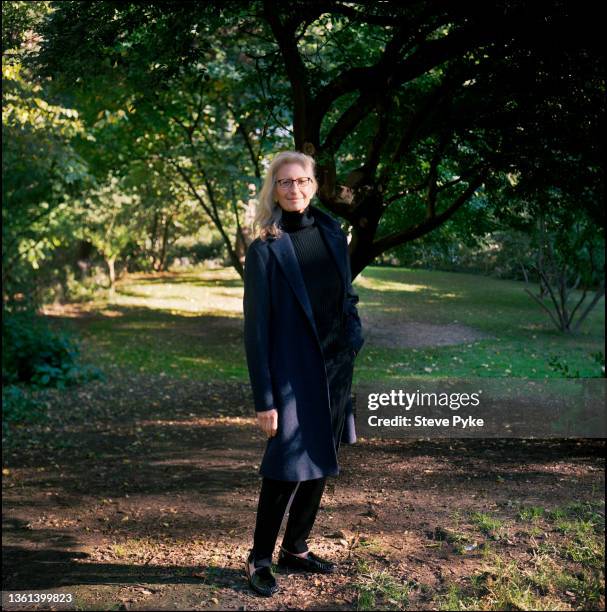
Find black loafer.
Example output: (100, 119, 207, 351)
(245, 555, 278, 597)
(277, 548, 336, 574)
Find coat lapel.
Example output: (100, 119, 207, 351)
(268, 235, 320, 341)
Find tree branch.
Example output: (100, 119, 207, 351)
(370, 171, 486, 256)
(314, 16, 489, 140)
(524, 287, 564, 330)
(227, 103, 263, 179)
(573, 283, 605, 332)
(263, 0, 312, 148)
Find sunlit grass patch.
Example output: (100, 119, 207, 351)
(356, 274, 432, 294)
(111, 266, 244, 316)
(57, 265, 603, 382)
(109, 543, 128, 559)
(440, 500, 605, 610)
(517, 505, 547, 522)
(439, 552, 604, 611)
(351, 535, 386, 555)
(352, 558, 413, 611)
(546, 500, 604, 526)
(470, 512, 506, 541)
(105, 537, 166, 562)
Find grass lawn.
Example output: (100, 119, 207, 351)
(354, 267, 604, 381)
(57, 264, 604, 383)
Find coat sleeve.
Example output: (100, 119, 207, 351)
(243, 241, 275, 412)
(343, 235, 365, 355)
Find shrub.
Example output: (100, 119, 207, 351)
(2, 384, 46, 425)
(2, 310, 102, 389)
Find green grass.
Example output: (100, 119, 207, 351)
(354, 267, 604, 381)
(517, 505, 546, 522)
(79, 308, 249, 381)
(53, 265, 604, 383)
(470, 512, 505, 541)
(439, 553, 604, 611)
(352, 535, 386, 555)
(438, 557, 572, 611)
(438, 500, 605, 610)
(345, 499, 605, 610)
(351, 558, 413, 610)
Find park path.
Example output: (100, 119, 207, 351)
(2, 366, 605, 610)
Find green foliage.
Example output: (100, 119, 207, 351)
(2, 35, 94, 304)
(489, 173, 605, 333)
(169, 237, 226, 265)
(517, 506, 546, 522)
(31, 2, 286, 279)
(36, 1, 604, 282)
(591, 351, 606, 377)
(1, 1, 51, 54)
(2, 310, 102, 388)
(1, 384, 46, 425)
(73, 174, 144, 281)
(547, 355, 581, 379)
(4, 2, 604, 298)
(382, 229, 534, 279)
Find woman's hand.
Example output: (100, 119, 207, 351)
(257, 408, 278, 438)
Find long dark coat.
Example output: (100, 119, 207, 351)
(243, 204, 365, 481)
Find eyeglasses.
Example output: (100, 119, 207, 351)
(275, 177, 313, 190)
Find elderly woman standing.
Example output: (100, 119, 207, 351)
(243, 151, 364, 596)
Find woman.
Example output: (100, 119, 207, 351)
(243, 151, 364, 597)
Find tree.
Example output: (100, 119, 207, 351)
(32, 1, 291, 279)
(521, 214, 604, 333)
(32, 1, 604, 277)
(121, 160, 208, 273)
(2, 1, 93, 306)
(74, 174, 145, 293)
(2, 2, 103, 425)
(495, 174, 605, 334)
(255, 0, 604, 275)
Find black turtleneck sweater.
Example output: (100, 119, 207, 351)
(279, 205, 347, 358)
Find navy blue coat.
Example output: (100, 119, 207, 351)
(243, 204, 365, 481)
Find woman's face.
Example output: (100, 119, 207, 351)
(274, 162, 315, 213)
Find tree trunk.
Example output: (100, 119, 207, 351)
(150, 211, 160, 271)
(106, 255, 116, 295)
(346, 191, 385, 278)
(158, 214, 171, 271)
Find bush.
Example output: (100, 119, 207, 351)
(2, 384, 46, 425)
(168, 238, 226, 265)
(2, 310, 102, 389)
(385, 230, 535, 279)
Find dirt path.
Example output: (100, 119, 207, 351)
(360, 313, 490, 348)
(2, 369, 604, 610)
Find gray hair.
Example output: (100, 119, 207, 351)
(253, 151, 318, 240)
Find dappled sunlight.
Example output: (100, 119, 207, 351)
(127, 267, 241, 284)
(138, 416, 255, 429)
(40, 266, 603, 381)
(110, 321, 175, 330)
(177, 356, 214, 365)
(110, 271, 244, 316)
(111, 289, 243, 316)
(356, 275, 430, 293)
(40, 303, 125, 318)
(98, 309, 124, 318)
(438, 292, 460, 299)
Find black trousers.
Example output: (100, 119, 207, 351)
(251, 347, 354, 568)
